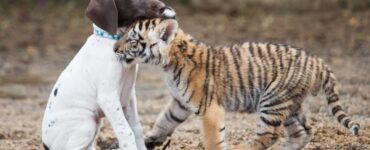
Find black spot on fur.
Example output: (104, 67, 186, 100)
(54, 88, 58, 97)
(43, 143, 50, 150)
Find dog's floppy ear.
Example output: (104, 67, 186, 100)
(86, 0, 118, 34)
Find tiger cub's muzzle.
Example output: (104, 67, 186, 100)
(114, 44, 135, 64)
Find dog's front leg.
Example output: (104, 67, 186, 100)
(124, 89, 146, 150)
(98, 90, 137, 150)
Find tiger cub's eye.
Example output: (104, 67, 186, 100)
(129, 40, 138, 45)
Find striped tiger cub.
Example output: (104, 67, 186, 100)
(114, 18, 360, 150)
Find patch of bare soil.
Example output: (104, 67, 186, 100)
(0, 3, 369, 150)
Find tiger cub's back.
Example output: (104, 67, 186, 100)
(215, 42, 324, 112)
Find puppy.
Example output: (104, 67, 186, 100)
(41, 0, 175, 149)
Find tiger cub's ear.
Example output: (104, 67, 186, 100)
(156, 19, 178, 44)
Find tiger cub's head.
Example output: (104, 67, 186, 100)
(114, 18, 178, 67)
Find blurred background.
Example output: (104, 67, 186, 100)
(0, 0, 369, 149)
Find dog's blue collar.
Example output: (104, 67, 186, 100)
(93, 24, 122, 40)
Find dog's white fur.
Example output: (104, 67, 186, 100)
(41, 30, 145, 150)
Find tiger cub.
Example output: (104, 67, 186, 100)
(114, 18, 360, 150)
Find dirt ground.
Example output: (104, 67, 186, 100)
(0, 2, 370, 150)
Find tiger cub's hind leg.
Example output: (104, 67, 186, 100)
(233, 109, 288, 150)
(282, 110, 312, 150)
(271, 108, 312, 150)
(232, 97, 295, 150)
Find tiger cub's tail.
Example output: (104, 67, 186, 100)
(321, 68, 360, 136)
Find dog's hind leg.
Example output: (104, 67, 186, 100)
(65, 119, 99, 150)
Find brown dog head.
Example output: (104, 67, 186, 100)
(86, 0, 175, 35)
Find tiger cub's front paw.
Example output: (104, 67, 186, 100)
(144, 135, 168, 150)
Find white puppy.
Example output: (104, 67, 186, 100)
(41, 24, 144, 150)
(41, 0, 175, 149)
